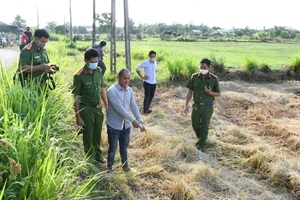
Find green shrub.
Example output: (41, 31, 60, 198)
(290, 54, 300, 73)
(244, 57, 258, 74)
(165, 58, 184, 80)
(184, 58, 198, 76)
(64, 37, 71, 43)
(156, 48, 170, 62)
(210, 54, 226, 73)
(49, 34, 63, 41)
(259, 63, 272, 73)
(66, 42, 76, 49)
(132, 50, 147, 60)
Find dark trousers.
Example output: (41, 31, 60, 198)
(143, 82, 156, 112)
(19, 45, 25, 51)
(80, 105, 104, 162)
(191, 104, 213, 148)
(98, 60, 106, 75)
(107, 125, 131, 170)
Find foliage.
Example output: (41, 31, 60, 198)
(66, 42, 76, 49)
(132, 50, 148, 60)
(244, 57, 258, 74)
(55, 25, 69, 35)
(45, 21, 57, 33)
(96, 12, 111, 34)
(156, 48, 170, 62)
(259, 63, 272, 73)
(165, 58, 185, 80)
(49, 34, 63, 41)
(11, 15, 26, 27)
(210, 54, 226, 73)
(290, 54, 300, 73)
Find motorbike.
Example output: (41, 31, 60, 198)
(0, 36, 7, 48)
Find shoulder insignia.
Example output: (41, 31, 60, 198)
(192, 72, 200, 77)
(26, 44, 32, 50)
(210, 73, 218, 78)
(76, 69, 83, 76)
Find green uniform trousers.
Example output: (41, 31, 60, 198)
(80, 105, 104, 162)
(191, 103, 213, 148)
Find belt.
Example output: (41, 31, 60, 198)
(194, 102, 214, 105)
(80, 103, 101, 108)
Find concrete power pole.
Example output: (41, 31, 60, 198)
(123, 0, 131, 72)
(69, 0, 73, 41)
(92, 0, 96, 45)
(110, 0, 116, 74)
(37, 5, 39, 28)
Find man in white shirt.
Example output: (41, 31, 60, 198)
(136, 50, 157, 114)
(106, 69, 146, 172)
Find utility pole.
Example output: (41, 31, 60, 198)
(110, 0, 117, 74)
(69, 0, 73, 41)
(37, 5, 39, 28)
(92, 0, 96, 45)
(123, 0, 131, 72)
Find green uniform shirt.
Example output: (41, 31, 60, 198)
(72, 66, 104, 105)
(19, 41, 50, 82)
(186, 72, 220, 103)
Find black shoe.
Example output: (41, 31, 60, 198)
(143, 110, 152, 114)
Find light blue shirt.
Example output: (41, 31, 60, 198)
(106, 82, 142, 130)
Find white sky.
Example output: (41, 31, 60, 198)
(1, 0, 299, 30)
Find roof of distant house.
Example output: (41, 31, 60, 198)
(0, 21, 7, 25)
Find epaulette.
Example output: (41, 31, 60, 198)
(210, 73, 218, 78)
(76, 69, 83, 76)
(191, 72, 200, 77)
(26, 44, 32, 50)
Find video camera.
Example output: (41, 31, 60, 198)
(50, 64, 59, 73)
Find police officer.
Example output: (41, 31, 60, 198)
(18, 29, 51, 89)
(184, 58, 221, 151)
(72, 48, 108, 163)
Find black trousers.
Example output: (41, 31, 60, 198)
(143, 81, 156, 112)
(98, 60, 106, 75)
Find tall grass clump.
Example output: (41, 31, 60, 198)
(259, 62, 272, 73)
(210, 53, 226, 73)
(184, 57, 198, 76)
(132, 49, 148, 60)
(165, 58, 185, 80)
(290, 53, 300, 74)
(156, 48, 170, 62)
(0, 48, 109, 199)
(244, 57, 258, 75)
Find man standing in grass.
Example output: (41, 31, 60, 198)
(184, 58, 220, 151)
(92, 40, 107, 75)
(18, 29, 51, 89)
(136, 50, 157, 114)
(106, 69, 146, 172)
(72, 48, 108, 163)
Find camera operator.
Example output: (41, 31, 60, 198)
(17, 29, 54, 91)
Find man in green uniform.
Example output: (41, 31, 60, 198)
(72, 48, 108, 163)
(184, 58, 221, 151)
(18, 29, 52, 89)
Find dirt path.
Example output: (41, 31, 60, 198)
(0, 48, 19, 67)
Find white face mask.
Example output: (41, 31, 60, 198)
(200, 69, 209, 74)
(88, 62, 98, 70)
(149, 58, 155, 62)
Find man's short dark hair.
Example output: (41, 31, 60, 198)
(149, 50, 156, 56)
(34, 29, 50, 38)
(118, 68, 130, 76)
(84, 49, 99, 60)
(200, 58, 211, 67)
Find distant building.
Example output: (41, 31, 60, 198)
(0, 21, 7, 25)
(188, 29, 201, 35)
(208, 28, 234, 37)
(208, 30, 222, 37)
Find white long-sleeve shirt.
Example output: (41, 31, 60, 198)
(106, 82, 142, 130)
(135, 59, 157, 84)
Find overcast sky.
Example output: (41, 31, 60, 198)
(0, 0, 299, 30)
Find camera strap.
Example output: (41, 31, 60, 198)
(47, 74, 56, 90)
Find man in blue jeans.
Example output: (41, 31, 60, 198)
(136, 50, 157, 114)
(106, 69, 146, 172)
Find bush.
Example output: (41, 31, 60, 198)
(132, 50, 147, 60)
(210, 54, 226, 73)
(49, 34, 63, 41)
(165, 58, 185, 80)
(290, 54, 300, 73)
(156, 48, 170, 62)
(66, 42, 76, 49)
(184, 58, 198, 76)
(244, 57, 258, 75)
(259, 63, 272, 73)
(64, 37, 71, 43)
